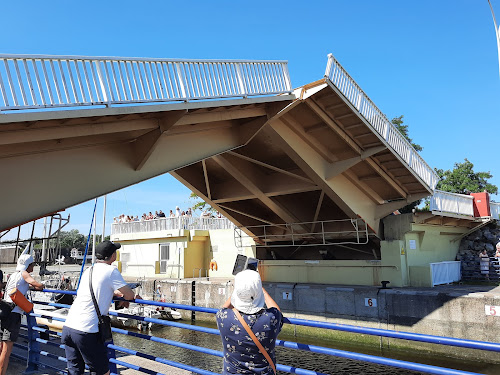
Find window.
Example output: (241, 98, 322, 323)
(159, 244, 170, 273)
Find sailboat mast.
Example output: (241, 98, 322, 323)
(92, 202, 97, 264)
(102, 195, 107, 240)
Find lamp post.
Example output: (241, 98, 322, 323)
(488, 0, 500, 78)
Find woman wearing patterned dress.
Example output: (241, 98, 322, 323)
(216, 270, 282, 375)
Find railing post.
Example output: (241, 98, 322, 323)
(106, 340, 118, 375)
(95, 60, 109, 104)
(324, 53, 334, 79)
(407, 149, 413, 167)
(282, 63, 293, 93)
(25, 313, 40, 373)
(383, 120, 390, 141)
(191, 281, 196, 322)
(355, 92, 363, 110)
(235, 63, 247, 97)
(175, 63, 187, 100)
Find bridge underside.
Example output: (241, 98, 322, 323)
(172, 80, 432, 260)
(1, 79, 432, 261)
(0, 96, 293, 231)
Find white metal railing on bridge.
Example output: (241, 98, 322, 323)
(491, 202, 500, 220)
(0, 54, 292, 111)
(324, 53, 438, 191)
(430, 261, 461, 286)
(111, 216, 235, 235)
(235, 218, 369, 248)
(429, 190, 474, 217)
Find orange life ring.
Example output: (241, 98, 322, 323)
(210, 260, 218, 271)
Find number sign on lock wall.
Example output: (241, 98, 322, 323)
(364, 298, 377, 307)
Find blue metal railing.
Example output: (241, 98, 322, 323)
(14, 288, 499, 375)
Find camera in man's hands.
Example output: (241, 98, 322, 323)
(232, 254, 259, 275)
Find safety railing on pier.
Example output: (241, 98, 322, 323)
(324, 53, 439, 191)
(491, 202, 500, 220)
(0, 54, 292, 111)
(14, 288, 500, 375)
(430, 190, 475, 217)
(111, 217, 235, 235)
(430, 261, 461, 286)
(461, 257, 500, 281)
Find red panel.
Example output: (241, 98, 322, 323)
(471, 192, 490, 217)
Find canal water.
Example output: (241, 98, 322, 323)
(113, 321, 500, 375)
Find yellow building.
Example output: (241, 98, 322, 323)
(110, 211, 488, 288)
(110, 217, 255, 279)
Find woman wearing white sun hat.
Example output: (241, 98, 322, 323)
(216, 269, 283, 375)
(0, 247, 43, 375)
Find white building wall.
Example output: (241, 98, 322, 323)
(112, 228, 188, 279)
(208, 229, 256, 277)
(112, 227, 256, 279)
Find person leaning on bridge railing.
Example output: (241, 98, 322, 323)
(216, 270, 283, 375)
(61, 241, 141, 375)
(0, 253, 44, 375)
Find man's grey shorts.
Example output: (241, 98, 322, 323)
(0, 312, 21, 342)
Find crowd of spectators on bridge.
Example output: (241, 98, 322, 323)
(113, 207, 222, 224)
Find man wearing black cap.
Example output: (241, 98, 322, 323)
(61, 241, 138, 375)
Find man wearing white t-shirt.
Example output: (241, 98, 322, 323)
(62, 241, 138, 375)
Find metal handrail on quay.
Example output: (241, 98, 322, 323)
(14, 288, 500, 375)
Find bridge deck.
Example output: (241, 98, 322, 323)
(0, 54, 437, 259)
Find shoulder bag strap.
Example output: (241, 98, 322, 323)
(89, 266, 103, 324)
(232, 308, 276, 375)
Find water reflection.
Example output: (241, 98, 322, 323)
(114, 323, 422, 375)
(113, 322, 500, 375)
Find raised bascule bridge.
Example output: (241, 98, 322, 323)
(0, 53, 489, 263)
(3, 53, 500, 375)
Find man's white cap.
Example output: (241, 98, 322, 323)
(17, 253, 34, 271)
(16, 243, 34, 271)
(231, 269, 265, 314)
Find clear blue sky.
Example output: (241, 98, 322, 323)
(2, 0, 499, 236)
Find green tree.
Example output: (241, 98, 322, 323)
(189, 192, 217, 214)
(435, 159, 498, 195)
(391, 115, 423, 152)
(58, 229, 86, 249)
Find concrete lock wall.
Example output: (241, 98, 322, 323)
(259, 260, 386, 286)
(136, 278, 500, 363)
